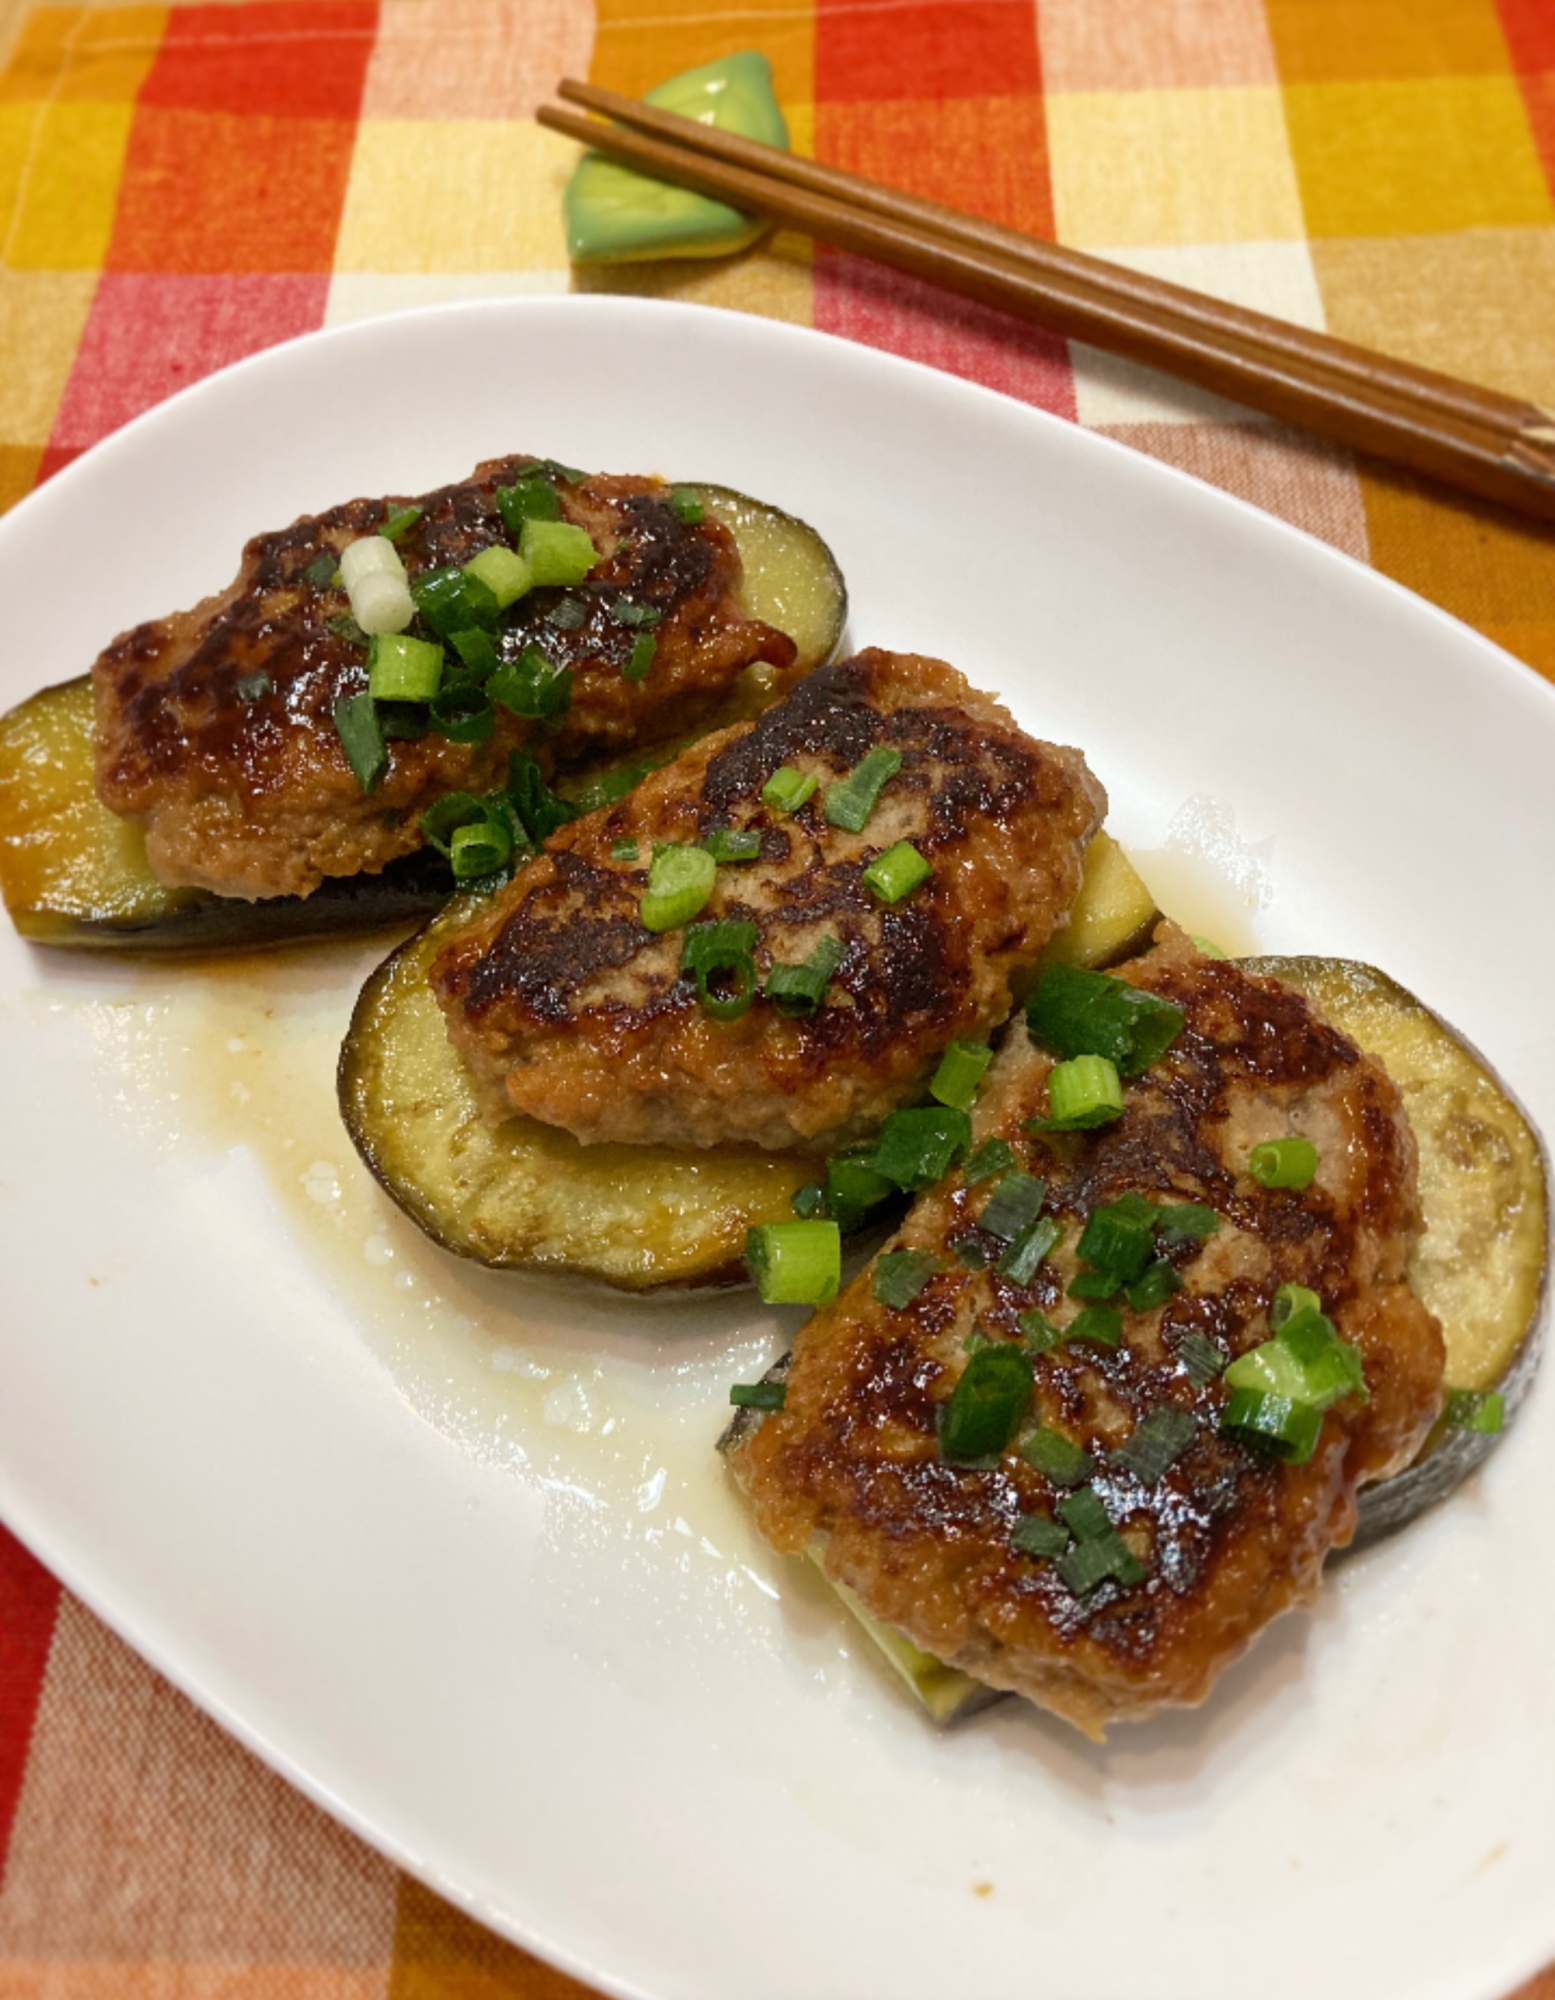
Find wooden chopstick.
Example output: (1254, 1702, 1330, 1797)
(539, 87, 1555, 525)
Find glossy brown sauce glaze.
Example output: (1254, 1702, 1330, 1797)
(93, 458, 795, 900)
(430, 650, 1105, 1151)
(728, 933, 1445, 1734)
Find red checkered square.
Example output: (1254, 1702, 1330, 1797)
(138, 0, 377, 120)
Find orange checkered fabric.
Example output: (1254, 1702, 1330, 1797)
(2, 1, 1554, 1994)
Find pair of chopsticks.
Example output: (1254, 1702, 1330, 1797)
(538, 82, 1555, 526)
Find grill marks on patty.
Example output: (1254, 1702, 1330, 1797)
(92, 458, 796, 901)
(727, 935, 1446, 1735)
(429, 650, 1106, 1152)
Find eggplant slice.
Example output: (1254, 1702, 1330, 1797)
(0, 482, 846, 950)
(1243, 957, 1548, 1548)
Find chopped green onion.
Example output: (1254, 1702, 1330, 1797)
(449, 816, 511, 881)
(329, 612, 368, 646)
(964, 1137, 1015, 1185)
(939, 1342, 1034, 1463)
(1114, 1406, 1196, 1485)
(1020, 1426, 1093, 1487)
(1156, 1202, 1220, 1245)
(668, 484, 705, 524)
(701, 828, 762, 864)
(419, 793, 518, 880)
(305, 551, 338, 588)
(1226, 1306, 1365, 1412)
(377, 701, 431, 742)
(1018, 1308, 1063, 1354)
(824, 1153, 893, 1232)
(235, 670, 273, 702)
(610, 598, 660, 629)
(1177, 1332, 1228, 1384)
(1271, 1282, 1322, 1328)
(1248, 1137, 1319, 1190)
(791, 1183, 826, 1219)
(464, 544, 532, 609)
(765, 935, 847, 1017)
(930, 1038, 993, 1113)
(1012, 1515, 1070, 1559)
(761, 765, 817, 814)
(824, 746, 903, 833)
(447, 627, 499, 679)
(640, 843, 716, 932)
(368, 631, 444, 703)
(413, 565, 500, 638)
(488, 644, 573, 722)
(1065, 1305, 1123, 1349)
(624, 631, 657, 681)
(546, 597, 587, 633)
(997, 1213, 1062, 1285)
(380, 503, 422, 543)
(1076, 1194, 1158, 1285)
(496, 476, 561, 536)
(745, 1221, 840, 1305)
(1058, 1532, 1146, 1596)
(1124, 1260, 1182, 1313)
(867, 1105, 972, 1192)
(1443, 1388, 1505, 1433)
(873, 1249, 939, 1309)
(519, 518, 597, 587)
(1026, 963, 1185, 1078)
(681, 919, 759, 1021)
(1068, 1269, 1121, 1302)
(504, 752, 578, 844)
(977, 1170, 1047, 1244)
(951, 1235, 991, 1270)
(729, 1380, 786, 1411)
(863, 840, 931, 905)
(1040, 1054, 1125, 1130)
(332, 690, 386, 795)
(340, 534, 415, 637)
(1057, 1485, 1111, 1540)
(611, 837, 639, 864)
(1220, 1387, 1324, 1463)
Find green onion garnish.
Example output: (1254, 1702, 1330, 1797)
(464, 544, 532, 610)
(997, 1214, 1062, 1285)
(413, 565, 500, 638)
(368, 632, 444, 703)
(547, 594, 588, 633)
(1068, 1269, 1121, 1301)
(487, 644, 573, 722)
(701, 828, 762, 864)
(1225, 1304, 1365, 1412)
(625, 632, 657, 682)
(447, 627, 498, 679)
(761, 765, 817, 814)
(951, 1235, 991, 1270)
(1220, 1387, 1324, 1463)
(640, 843, 716, 933)
(332, 689, 386, 794)
(449, 817, 511, 881)
(1018, 1308, 1063, 1354)
(1058, 1485, 1111, 1541)
(1021, 1426, 1093, 1487)
(329, 612, 368, 646)
(824, 746, 903, 834)
(1248, 1137, 1319, 1189)
(380, 502, 422, 542)
(1270, 1282, 1321, 1328)
(420, 792, 519, 881)
(610, 598, 661, 629)
(862, 840, 931, 905)
(729, 1380, 787, 1411)
(611, 837, 639, 864)
(235, 670, 273, 702)
(824, 1152, 893, 1232)
(765, 935, 847, 1017)
(519, 518, 598, 587)
(668, 484, 705, 524)
(681, 918, 759, 1021)
(867, 1105, 972, 1192)
(1040, 1054, 1125, 1130)
(504, 751, 578, 844)
(1066, 1305, 1124, 1349)
(939, 1342, 1034, 1463)
(1058, 1532, 1146, 1596)
(1124, 1260, 1182, 1313)
(1076, 1193, 1157, 1285)
(744, 1221, 841, 1305)
(1443, 1388, 1505, 1433)
(929, 1038, 992, 1113)
(872, 1249, 939, 1309)
(1114, 1406, 1196, 1485)
(1177, 1332, 1228, 1384)
(964, 1137, 1015, 1185)
(496, 476, 561, 535)
(305, 551, 338, 587)
(1012, 1515, 1070, 1559)
(1026, 963, 1185, 1078)
(977, 1169, 1047, 1244)
(791, 1182, 825, 1219)
(1155, 1202, 1220, 1245)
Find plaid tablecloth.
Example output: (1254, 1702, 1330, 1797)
(2, 1, 1553, 1993)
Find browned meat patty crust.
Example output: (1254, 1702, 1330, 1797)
(430, 649, 1105, 1152)
(728, 931, 1446, 1735)
(93, 458, 796, 900)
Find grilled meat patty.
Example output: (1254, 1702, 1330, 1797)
(430, 650, 1105, 1152)
(93, 458, 796, 901)
(727, 931, 1446, 1734)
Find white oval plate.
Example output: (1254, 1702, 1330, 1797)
(1, 297, 1552, 2000)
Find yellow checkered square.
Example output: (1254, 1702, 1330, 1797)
(335, 119, 573, 273)
(0, 100, 133, 267)
(0, 271, 99, 444)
